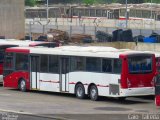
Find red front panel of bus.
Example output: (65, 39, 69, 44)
(0, 64, 3, 75)
(120, 55, 156, 89)
(3, 71, 30, 89)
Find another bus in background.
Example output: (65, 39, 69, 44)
(0, 39, 60, 83)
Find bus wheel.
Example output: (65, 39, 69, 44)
(19, 79, 27, 92)
(89, 85, 98, 101)
(75, 84, 85, 99)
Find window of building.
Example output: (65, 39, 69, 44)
(90, 9, 96, 17)
(96, 9, 102, 17)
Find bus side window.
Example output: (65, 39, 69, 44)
(156, 58, 160, 72)
(15, 54, 29, 71)
(113, 59, 122, 73)
(5, 57, 13, 69)
(70, 57, 85, 71)
(135, 64, 140, 71)
(0, 51, 4, 64)
(86, 57, 101, 72)
(23, 62, 28, 70)
(129, 63, 132, 71)
(102, 59, 112, 73)
(49, 55, 59, 73)
(40, 55, 48, 73)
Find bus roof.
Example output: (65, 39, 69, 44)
(5, 46, 154, 58)
(143, 51, 160, 58)
(0, 39, 58, 47)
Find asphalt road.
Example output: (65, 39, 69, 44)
(0, 86, 160, 120)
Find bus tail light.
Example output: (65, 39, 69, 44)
(151, 77, 155, 86)
(127, 79, 131, 88)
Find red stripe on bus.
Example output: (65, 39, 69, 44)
(97, 84, 109, 87)
(69, 82, 76, 84)
(68, 82, 108, 87)
(39, 80, 59, 83)
(83, 83, 88, 86)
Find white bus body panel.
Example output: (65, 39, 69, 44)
(68, 72, 121, 97)
(39, 73, 60, 92)
(61, 73, 69, 92)
(31, 72, 40, 89)
(30, 71, 155, 97)
(120, 87, 155, 97)
(30, 71, 121, 97)
(0, 75, 3, 83)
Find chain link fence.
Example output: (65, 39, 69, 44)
(25, 18, 160, 41)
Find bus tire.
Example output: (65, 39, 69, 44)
(19, 79, 27, 92)
(75, 83, 85, 99)
(89, 85, 99, 101)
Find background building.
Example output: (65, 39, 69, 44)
(0, 0, 25, 39)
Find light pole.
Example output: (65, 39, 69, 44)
(151, 0, 153, 19)
(46, 0, 49, 20)
(125, 0, 128, 28)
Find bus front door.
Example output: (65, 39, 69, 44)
(60, 57, 69, 92)
(30, 56, 40, 90)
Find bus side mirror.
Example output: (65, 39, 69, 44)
(155, 74, 160, 85)
(155, 71, 159, 76)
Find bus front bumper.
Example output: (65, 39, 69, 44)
(120, 87, 155, 97)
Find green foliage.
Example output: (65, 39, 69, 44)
(83, 0, 97, 5)
(84, 0, 160, 4)
(144, 0, 160, 3)
(25, 0, 36, 7)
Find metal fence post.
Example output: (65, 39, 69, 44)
(29, 21, 32, 40)
(70, 25, 72, 37)
(56, 24, 58, 29)
(106, 27, 108, 33)
(83, 24, 85, 34)
(43, 25, 45, 34)
(95, 26, 97, 40)
(140, 29, 142, 35)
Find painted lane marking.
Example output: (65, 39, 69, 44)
(0, 109, 69, 120)
(0, 94, 11, 96)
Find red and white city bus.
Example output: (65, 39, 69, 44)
(3, 46, 156, 101)
(0, 39, 59, 83)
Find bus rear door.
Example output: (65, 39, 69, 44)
(60, 57, 69, 92)
(30, 55, 40, 90)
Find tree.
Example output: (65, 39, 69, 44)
(83, 0, 97, 5)
(140, 0, 160, 3)
(25, 0, 36, 7)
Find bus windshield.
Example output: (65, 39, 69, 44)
(128, 56, 152, 74)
